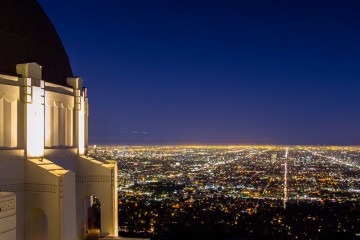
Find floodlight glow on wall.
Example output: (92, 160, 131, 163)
(26, 84, 45, 158)
(78, 96, 85, 155)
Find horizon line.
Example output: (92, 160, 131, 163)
(89, 143, 360, 147)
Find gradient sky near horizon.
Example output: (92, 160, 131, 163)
(38, 0, 360, 145)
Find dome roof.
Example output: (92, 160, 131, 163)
(0, 0, 73, 86)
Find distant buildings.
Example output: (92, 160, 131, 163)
(90, 145, 360, 238)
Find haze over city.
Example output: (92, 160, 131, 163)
(38, 0, 360, 145)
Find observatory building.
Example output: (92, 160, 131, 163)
(0, 0, 118, 239)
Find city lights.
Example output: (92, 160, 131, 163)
(90, 145, 360, 239)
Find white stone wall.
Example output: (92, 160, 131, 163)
(0, 192, 16, 240)
(0, 63, 117, 240)
(0, 81, 20, 148)
(45, 90, 74, 148)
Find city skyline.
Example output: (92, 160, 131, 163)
(90, 145, 360, 239)
(39, 0, 360, 145)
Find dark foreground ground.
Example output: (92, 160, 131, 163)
(119, 198, 360, 240)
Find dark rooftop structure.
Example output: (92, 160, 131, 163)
(0, 0, 73, 86)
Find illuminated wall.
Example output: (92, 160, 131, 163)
(0, 66, 90, 155)
(25, 78, 45, 158)
(0, 62, 118, 240)
(67, 77, 87, 156)
(45, 91, 74, 147)
(0, 84, 18, 148)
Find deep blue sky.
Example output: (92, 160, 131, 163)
(39, 0, 360, 145)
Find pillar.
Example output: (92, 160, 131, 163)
(16, 63, 45, 158)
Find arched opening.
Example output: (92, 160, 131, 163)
(84, 195, 101, 240)
(27, 208, 48, 240)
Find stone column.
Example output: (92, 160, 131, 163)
(67, 77, 86, 155)
(16, 63, 45, 158)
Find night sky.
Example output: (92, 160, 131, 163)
(38, 0, 360, 145)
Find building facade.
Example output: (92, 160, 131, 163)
(0, 0, 118, 239)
